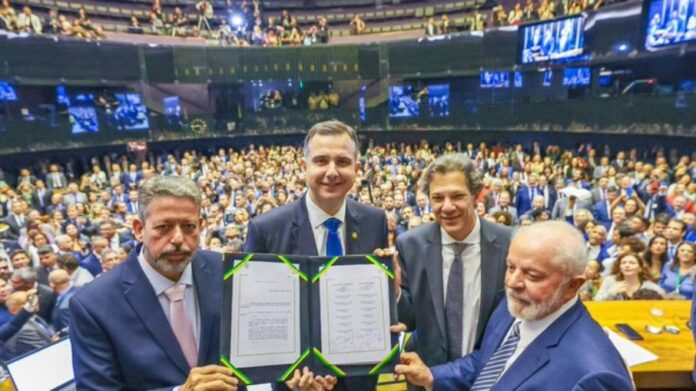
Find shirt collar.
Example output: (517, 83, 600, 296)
(517, 294, 579, 341)
(305, 193, 347, 230)
(138, 247, 193, 296)
(440, 216, 481, 246)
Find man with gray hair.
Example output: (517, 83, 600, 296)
(70, 175, 240, 390)
(11, 267, 56, 324)
(395, 221, 633, 391)
(79, 235, 109, 277)
(396, 153, 512, 389)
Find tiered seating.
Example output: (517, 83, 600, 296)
(8, 0, 486, 36)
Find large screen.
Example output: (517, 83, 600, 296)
(68, 93, 98, 134)
(480, 71, 510, 88)
(563, 67, 591, 86)
(113, 93, 149, 130)
(520, 16, 585, 63)
(645, 0, 696, 50)
(388, 84, 450, 118)
(389, 85, 419, 117)
(0, 81, 18, 102)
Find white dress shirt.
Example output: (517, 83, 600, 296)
(305, 195, 346, 256)
(138, 250, 201, 349)
(441, 216, 482, 356)
(500, 295, 579, 375)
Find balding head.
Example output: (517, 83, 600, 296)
(6, 291, 28, 315)
(505, 221, 587, 321)
(48, 269, 71, 293)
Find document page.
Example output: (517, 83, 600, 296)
(230, 261, 301, 368)
(319, 264, 391, 365)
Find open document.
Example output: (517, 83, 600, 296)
(230, 261, 302, 368)
(319, 264, 392, 365)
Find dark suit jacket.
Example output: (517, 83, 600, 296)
(430, 299, 634, 391)
(396, 220, 511, 369)
(593, 200, 612, 224)
(69, 247, 229, 391)
(37, 283, 57, 325)
(514, 186, 535, 216)
(32, 189, 52, 213)
(80, 252, 103, 277)
(245, 196, 388, 257)
(244, 195, 388, 391)
(52, 286, 78, 332)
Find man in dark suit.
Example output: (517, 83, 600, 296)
(48, 269, 77, 333)
(69, 176, 239, 391)
(5, 201, 26, 240)
(514, 172, 540, 216)
(593, 185, 620, 225)
(31, 179, 52, 214)
(396, 153, 512, 385)
(122, 163, 143, 189)
(245, 120, 387, 391)
(10, 267, 56, 327)
(79, 236, 109, 277)
(395, 221, 633, 391)
(36, 245, 60, 285)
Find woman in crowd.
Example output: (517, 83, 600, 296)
(659, 242, 696, 299)
(642, 234, 668, 281)
(579, 260, 603, 300)
(595, 252, 664, 301)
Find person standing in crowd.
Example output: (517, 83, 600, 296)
(396, 153, 512, 389)
(394, 221, 633, 391)
(69, 176, 240, 390)
(245, 120, 388, 391)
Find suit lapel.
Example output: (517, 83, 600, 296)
(292, 196, 318, 256)
(424, 224, 447, 342)
(478, 220, 505, 343)
(494, 300, 584, 390)
(122, 250, 190, 376)
(193, 255, 215, 366)
(344, 200, 362, 254)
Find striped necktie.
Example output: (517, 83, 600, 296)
(470, 321, 521, 391)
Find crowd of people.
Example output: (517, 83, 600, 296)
(0, 2, 106, 39)
(0, 127, 692, 385)
(490, 0, 604, 28)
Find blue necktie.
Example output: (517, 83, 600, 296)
(470, 321, 521, 391)
(323, 218, 343, 256)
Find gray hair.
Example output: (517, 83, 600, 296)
(419, 153, 483, 196)
(138, 176, 202, 221)
(100, 249, 118, 260)
(12, 267, 37, 283)
(90, 235, 108, 245)
(514, 221, 588, 277)
(303, 120, 360, 159)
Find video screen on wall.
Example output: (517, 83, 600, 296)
(645, 0, 696, 50)
(113, 93, 149, 130)
(563, 67, 591, 86)
(520, 16, 585, 63)
(0, 81, 18, 102)
(389, 83, 450, 118)
(68, 94, 99, 134)
(480, 71, 510, 88)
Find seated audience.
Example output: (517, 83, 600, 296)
(594, 252, 664, 301)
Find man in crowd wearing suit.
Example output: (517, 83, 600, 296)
(245, 120, 387, 391)
(62, 182, 87, 206)
(395, 221, 634, 391)
(488, 190, 518, 224)
(514, 172, 539, 216)
(36, 245, 60, 285)
(69, 176, 239, 390)
(48, 269, 77, 333)
(593, 185, 620, 225)
(31, 179, 52, 214)
(2, 291, 53, 360)
(10, 267, 56, 324)
(5, 200, 26, 240)
(395, 153, 512, 388)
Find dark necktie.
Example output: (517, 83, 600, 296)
(445, 242, 467, 360)
(470, 321, 521, 391)
(323, 218, 343, 256)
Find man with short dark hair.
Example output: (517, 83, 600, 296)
(396, 153, 512, 390)
(665, 218, 687, 261)
(394, 221, 633, 391)
(48, 269, 77, 333)
(10, 249, 31, 270)
(245, 120, 387, 391)
(36, 245, 59, 285)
